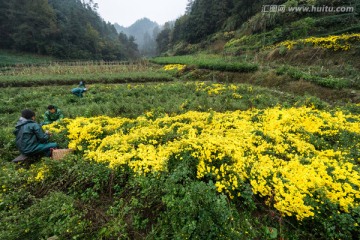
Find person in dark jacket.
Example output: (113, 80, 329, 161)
(42, 105, 64, 125)
(14, 109, 57, 157)
(71, 81, 87, 97)
(79, 81, 86, 88)
(71, 87, 87, 97)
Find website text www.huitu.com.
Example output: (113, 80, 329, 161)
(262, 5, 355, 13)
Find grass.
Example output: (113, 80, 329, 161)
(0, 49, 55, 67)
(275, 65, 352, 89)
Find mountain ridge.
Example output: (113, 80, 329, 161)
(114, 18, 160, 57)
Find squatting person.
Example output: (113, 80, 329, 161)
(14, 109, 58, 157)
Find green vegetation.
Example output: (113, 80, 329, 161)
(0, 62, 173, 87)
(152, 55, 259, 73)
(0, 0, 138, 60)
(0, 72, 172, 87)
(157, 0, 360, 55)
(1, 0, 360, 239)
(1, 64, 359, 239)
(0, 50, 55, 67)
(0, 81, 316, 128)
(276, 65, 352, 89)
(152, 0, 360, 93)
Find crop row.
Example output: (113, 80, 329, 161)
(151, 55, 259, 73)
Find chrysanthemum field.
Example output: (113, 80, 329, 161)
(44, 105, 360, 222)
(1, 80, 359, 239)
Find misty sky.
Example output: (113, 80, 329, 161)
(94, 0, 189, 27)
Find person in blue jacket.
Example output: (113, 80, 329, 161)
(14, 109, 58, 157)
(71, 81, 87, 97)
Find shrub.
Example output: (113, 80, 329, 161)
(276, 65, 350, 89)
(0, 192, 89, 240)
(156, 181, 241, 240)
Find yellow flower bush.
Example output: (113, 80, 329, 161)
(46, 107, 360, 221)
(163, 64, 186, 72)
(195, 82, 240, 97)
(272, 33, 360, 51)
(24, 165, 50, 183)
(42, 118, 72, 134)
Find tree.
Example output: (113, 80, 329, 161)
(7, 0, 57, 53)
(171, 15, 189, 43)
(182, 0, 232, 43)
(0, 0, 139, 60)
(156, 23, 172, 54)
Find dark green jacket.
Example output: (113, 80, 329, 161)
(71, 87, 86, 97)
(14, 117, 50, 155)
(43, 107, 64, 125)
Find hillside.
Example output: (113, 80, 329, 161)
(153, 0, 360, 104)
(158, 0, 360, 54)
(0, 0, 139, 60)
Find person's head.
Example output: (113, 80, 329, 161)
(21, 109, 35, 120)
(47, 105, 56, 113)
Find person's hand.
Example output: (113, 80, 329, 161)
(45, 130, 52, 136)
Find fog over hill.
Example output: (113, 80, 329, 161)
(114, 18, 160, 57)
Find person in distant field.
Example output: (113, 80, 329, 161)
(71, 81, 87, 97)
(14, 109, 58, 157)
(42, 105, 64, 125)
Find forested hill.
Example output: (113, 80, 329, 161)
(157, 0, 360, 55)
(114, 18, 160, 57)
(0, 0, 139, 60)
